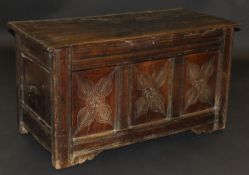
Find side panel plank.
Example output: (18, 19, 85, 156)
(15, 35, 26, 133)
(217, 27, 235, 129)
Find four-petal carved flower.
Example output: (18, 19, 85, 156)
(184, 58, 215, 110)
(75, 72, 114, 135)
(135, 64, 168, 119)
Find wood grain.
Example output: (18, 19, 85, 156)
(9, 8, 237, 169)
(8, 8, 236, 49)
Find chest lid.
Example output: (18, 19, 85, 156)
(8, 8, 237, 50)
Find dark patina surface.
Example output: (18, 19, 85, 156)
(8, 8, 237, 169)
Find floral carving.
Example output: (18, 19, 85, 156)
(184, 58, 215, 110)
(75, 72, 114, 135)
(135, 63, 169, 119)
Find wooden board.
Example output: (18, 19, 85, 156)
(8, 8, 236, 49)
(8, 8, 237, 169)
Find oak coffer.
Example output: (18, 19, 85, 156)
(8, 8, 237, 169)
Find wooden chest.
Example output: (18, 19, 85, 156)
(9, 8, 237, 169)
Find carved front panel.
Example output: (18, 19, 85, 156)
(72, 67, 116, 137)
(182, 52, 218, 114)
(131, 59, 172, 125)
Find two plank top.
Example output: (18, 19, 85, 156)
(8, 8, 236, 49)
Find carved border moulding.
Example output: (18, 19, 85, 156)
(184, 58, 215, 111)
(135, 62, 169, 119)
(74, 71, 115, 135)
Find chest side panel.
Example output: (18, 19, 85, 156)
(17, 35, 52, 150)
(19, 37, 52, 126)
(22, 55, 51, 125)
